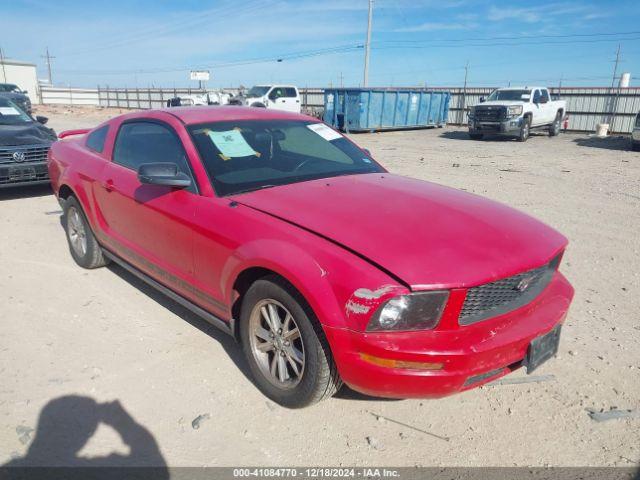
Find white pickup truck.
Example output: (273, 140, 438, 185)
(233, 85, 301, 113)
(468, 87, 566, 141)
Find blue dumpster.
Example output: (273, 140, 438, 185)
(323, 88, 451, 132)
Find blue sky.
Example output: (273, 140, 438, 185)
(2, 0, 640, 88)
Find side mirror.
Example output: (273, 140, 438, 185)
(479, 96, 485, 103)
(35, 115, 48, 125)
(137, 163, 191, 188)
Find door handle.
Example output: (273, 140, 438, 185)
(102, 179, 115, 192)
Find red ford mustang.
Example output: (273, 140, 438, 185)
(48, 107, 574, 408)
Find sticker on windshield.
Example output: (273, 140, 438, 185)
(207, 129, 259, 160)
(0, 107, 21, 116)
(307, 123, 342, 141)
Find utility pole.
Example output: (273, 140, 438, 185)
(461, 61, 469, 125)
(363, 0, 373, 87)
(0, 46, 7, 83)
(339, 72, 344, 88)
(41, 47, 55, 85)
(609, 44, 621, 128)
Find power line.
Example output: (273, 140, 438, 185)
(57, 0, 276, 58)
(379, 29, 640, 45)
(56, 44, 364, 76)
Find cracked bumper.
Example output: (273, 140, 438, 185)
(325, 272, 574, 399)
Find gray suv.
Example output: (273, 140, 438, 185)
(0, 83, 32, 115)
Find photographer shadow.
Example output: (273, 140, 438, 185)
(4, 395, 168, 477)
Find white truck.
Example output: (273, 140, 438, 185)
(235, 85, 301, 113)
(468, 87, 566, 142)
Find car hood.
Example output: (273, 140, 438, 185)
(0, 92, 27, 101)
(232, 173, 567, 288)
(476, 101, 523, 107)
(0, 123, 56, 146)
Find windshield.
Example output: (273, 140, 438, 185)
(0, 84, 20, 93)
(246, 86, 270, 97)
(0, 98, 32, 125)
(487, 89, 530, 101)
(188, 120, 382, 196)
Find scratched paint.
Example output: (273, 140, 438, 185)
(345, 284, 400, 317)
(352, 285, 396, 300)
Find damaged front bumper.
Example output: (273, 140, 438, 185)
(324, 272, 574, 399)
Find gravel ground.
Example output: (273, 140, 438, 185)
(0, 105, 638, 468)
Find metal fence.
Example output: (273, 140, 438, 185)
(433, 86, 640, 133)
(40, 86, 100, 106)
(39, 85, 640, 134)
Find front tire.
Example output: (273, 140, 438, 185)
(239, 276, 342, 408)
(518, 116, 531, 142)
(63, 196, 109, 269)
(549, 112, 562, 137)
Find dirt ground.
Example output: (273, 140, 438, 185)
(1, 105, 639, 468)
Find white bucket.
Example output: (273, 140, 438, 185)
(596, 123, 609, 137)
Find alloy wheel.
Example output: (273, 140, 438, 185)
(249, 299, 305, 389)
(67, 206, 87, 257)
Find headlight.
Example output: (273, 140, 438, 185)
(366, 291, 449, 332)
(508, 105, 523, 117)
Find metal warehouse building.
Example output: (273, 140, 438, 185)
(0, 58, 40, 104)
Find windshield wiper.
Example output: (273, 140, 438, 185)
(229, 184, 278, 195)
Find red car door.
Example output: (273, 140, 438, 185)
(93, 119, 198, 297)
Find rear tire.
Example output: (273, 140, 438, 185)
(63, 196, 109, 269)
(632, 142, 640, 152)
(469, 133, 483, 140)
(239, 276, 342, 408)
(549, 112, 562, 137)
(518, 116, 531, 142)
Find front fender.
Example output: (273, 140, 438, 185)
(222, 238, 408, 330)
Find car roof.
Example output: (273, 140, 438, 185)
(154, 106, 317, 125)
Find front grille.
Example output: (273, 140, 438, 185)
(459, 255, 561, 326)
(473, 106, 506, 122)
(0, 144, 50, 164)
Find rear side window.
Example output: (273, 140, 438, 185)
(86, 125, 109, 153)
(283, 88, 297, 98)
(113, 121, 193, 177)
(541, 89, 550, 102)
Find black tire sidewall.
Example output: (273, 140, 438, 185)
(63, 197, 100, 269)
(519, 117, 530, 141)
(239, 279, 326, 408)
(550, 113, 561, 136)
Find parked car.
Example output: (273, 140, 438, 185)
(631, 112, 640, 151)
(166, 91, 232, 108)
(233, 85, 301, 113)
(0, 98, 56, 188)
(48, 107, 574, 408)
(468, 87, 566, 141)
(0, 83, 32, 115)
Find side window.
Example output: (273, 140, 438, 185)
(533, 90, 541, 103)
(541, 89, 550, 102)
(269, 88, 283, 100)
(113, 122, 194, 179)
(283, 88, 297, 98)
(86, 125, 109, 153)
